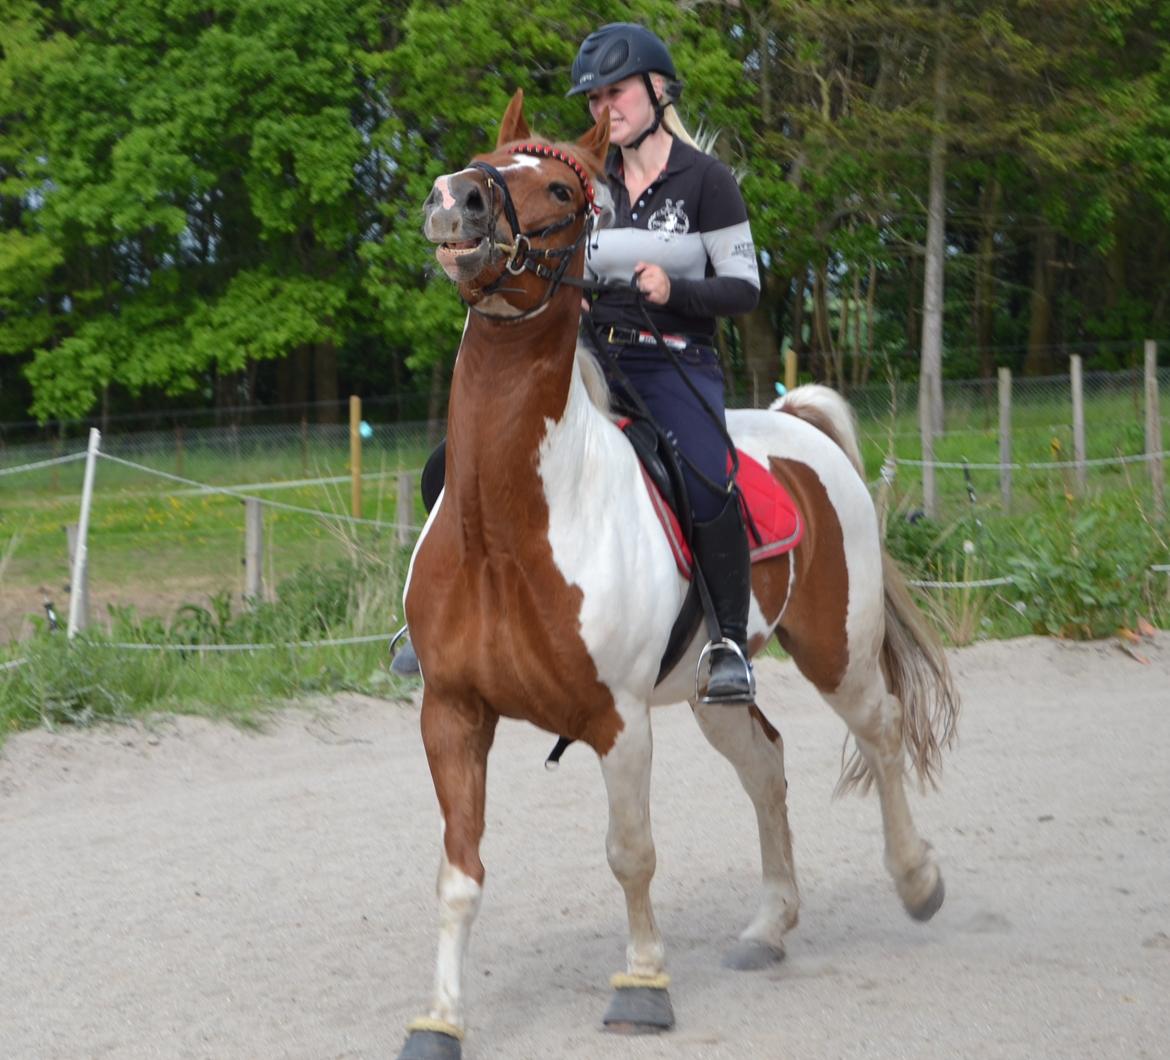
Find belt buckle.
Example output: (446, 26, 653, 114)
(608, 326, 618, 345)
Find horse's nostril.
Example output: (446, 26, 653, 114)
(465, 188, 485, 215)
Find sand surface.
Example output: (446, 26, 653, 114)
(2, 634, 1168, 1059)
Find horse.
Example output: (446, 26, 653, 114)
(396, 89, 959, 1060)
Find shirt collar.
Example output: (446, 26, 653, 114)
(605, 136, 696, 183)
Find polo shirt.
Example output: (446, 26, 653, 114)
(585, 137, 760, 344)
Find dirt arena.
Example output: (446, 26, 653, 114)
(2, 633, 1168, 1059)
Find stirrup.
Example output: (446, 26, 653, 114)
(695, 637, 755, 705)
(388, 625, 422, 677)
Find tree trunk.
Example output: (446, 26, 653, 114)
(1023, 226, 1057, 376)
(737, 274, 781, 406)
(314, 340, 339, 424)
(975, 175, 1001, 379)
(920, 27, 948, 437)
(277, 346, 310, 407)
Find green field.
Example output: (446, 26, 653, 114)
(2, 385, 1167, 743)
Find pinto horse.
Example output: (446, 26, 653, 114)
(397, 90, 958, 1060)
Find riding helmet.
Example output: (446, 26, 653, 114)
(567, 23, 678, 97)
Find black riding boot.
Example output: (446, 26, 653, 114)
(691, 493, 755, 704)
(389, 441, 448, 678)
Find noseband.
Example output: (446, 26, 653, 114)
(466, 143, 601, 318)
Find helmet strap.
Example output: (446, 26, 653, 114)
(626, 73, 666, 151)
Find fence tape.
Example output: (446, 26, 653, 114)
(907, 576, 1015, 589)
(895, 449, 1169, 472)
(0, 452, 87, 478)
(97, 452, 417, 531)
(89, 633, 392, 652)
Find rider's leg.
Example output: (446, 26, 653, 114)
(618, 351, 754, 704)
(390, 439, 447, 678)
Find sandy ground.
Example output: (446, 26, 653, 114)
(1, 634, 1168, 1060)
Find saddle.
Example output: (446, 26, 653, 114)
(618, 417, 803, 688)
(618, 418, 803, 578)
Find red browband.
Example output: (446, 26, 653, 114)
(506, 143, 600, 214)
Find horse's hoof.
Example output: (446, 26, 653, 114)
(722, 939, 786, 971)
(397, 1028, 462, 1060)
(603, 985, 675, 1034)
(905, 872, 946, 922)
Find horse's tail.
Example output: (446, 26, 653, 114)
(773, 384, 959, 790)
(770, 384, 865, 477)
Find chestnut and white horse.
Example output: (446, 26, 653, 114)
(396, 91, 958, 1059)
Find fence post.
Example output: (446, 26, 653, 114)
(67, 427, 100, 638)
(244, 498, 264, 605)
(349, 395, 362, 520)
(784, 348, 797, 393)
(920, 390, 937, 519)
(998, 367, 1012, 513)
(174, 423, 185, 477)
(1070, 354, 1086, 494)
(1147, 339, 1165, 521)
(396, 471, 415, 548)
(65, 524, 86, 632)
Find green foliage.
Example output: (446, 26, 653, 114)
(1003, 496, 1167, 638)
(0, 552, 411, 744)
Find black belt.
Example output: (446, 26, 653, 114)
(604, 325, 711, 352)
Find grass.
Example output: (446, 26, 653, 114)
(1, 384, 1168, 745)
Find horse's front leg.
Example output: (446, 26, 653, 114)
(597, 704, 674, 1034)
(398, 690, 498, 1060)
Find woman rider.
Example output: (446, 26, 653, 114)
(569, 22, 760, 703)
(395, 23, 759, 705)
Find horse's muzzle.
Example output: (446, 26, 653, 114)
(424, 172, 493, 281)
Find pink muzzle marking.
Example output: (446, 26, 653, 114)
(433, 174, 458, 211)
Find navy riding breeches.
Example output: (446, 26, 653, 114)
(605, 344, 731, 522)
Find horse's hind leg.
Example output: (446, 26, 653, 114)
(691, 700, 798, 969)
(822, 667, 944, 920)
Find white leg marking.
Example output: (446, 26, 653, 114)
(429, 850, 483, 1029)
(599, 705, 665, 977)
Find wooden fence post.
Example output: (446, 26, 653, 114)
(244, 498, 263, 605)
(396, 471, 415, 548)
(920, 389, 937, 519)
(784, 348, 797, 393)
(349, 395, 362, 520)
(1147, 340, 1165, 521)
(1070, 354, 1086, 494)
(998, 367, 1012, 513)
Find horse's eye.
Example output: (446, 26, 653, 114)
(550, 183, 573, 203)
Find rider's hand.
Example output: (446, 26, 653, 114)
(633, 263, 671, 305)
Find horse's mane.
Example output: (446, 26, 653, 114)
(575, 343, 613, 415)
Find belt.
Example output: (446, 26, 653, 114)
(605, 325, 698, 352)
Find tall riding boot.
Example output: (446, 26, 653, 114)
(389, 441, 448, 678)
(691, 494, 755, 704)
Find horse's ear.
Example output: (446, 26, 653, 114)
(576, 106, 611, 165)
(496, 89, 531, 147)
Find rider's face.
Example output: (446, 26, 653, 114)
(587, 75, 657, 147)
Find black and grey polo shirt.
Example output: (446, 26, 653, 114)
(585, 137, 760, 345)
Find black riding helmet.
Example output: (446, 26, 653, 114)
(567, 22, 678, 97)
(567, 24, 682, 150)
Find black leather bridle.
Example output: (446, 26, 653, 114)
(465, 143, 602, 319)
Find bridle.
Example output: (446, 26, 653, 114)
(466, 143, 602, 319)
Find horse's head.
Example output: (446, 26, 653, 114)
(423, 90, 611, 316)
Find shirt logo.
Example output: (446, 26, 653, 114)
(647, 199, 690, 241)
